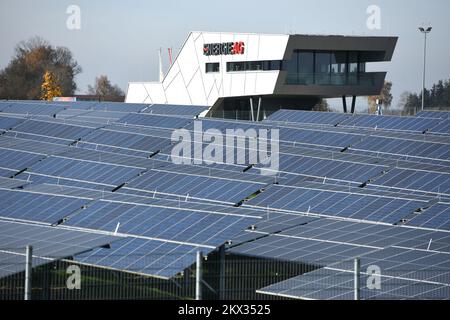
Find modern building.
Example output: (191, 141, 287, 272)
(125, 32, 397, 120)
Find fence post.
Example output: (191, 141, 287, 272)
(219, 245, 225, 300)
(354, 258, 360, 301)
(24, 245, 33, 300)
(196, 251, 203, 300)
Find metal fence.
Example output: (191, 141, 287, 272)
(1, 247, 449, 300)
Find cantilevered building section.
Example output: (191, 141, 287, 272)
(126, 32, 397, 119)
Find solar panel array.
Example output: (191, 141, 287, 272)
(0, 219, 120, 278)
(0, 101, 449, 299)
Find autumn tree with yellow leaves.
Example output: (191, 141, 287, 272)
(41, 71, 62, 101)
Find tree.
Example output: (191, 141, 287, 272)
(0, 36, 81, 100)
(41, 71, 62, 101)
(399, 79, 450, 113)
(398, 91, 420, 115)
(312, 99, 330, 112)
(367, 81, 393, 113)
(87, 75, 124, 100)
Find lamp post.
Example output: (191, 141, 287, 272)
(418, 26, 432, 112)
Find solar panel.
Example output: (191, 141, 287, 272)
(53, 101, 147, 113)
(117, 113, 193, 129)
(339, 114, 440, 133)
(0, 220, 119, 278)
(407, 203, 450, 231)
(257, 246, 450, 300)
(429, 120, 450, 135)
(73, 237, 210, 278)
(77, 125, 173, 157)
(0, 177, 29, 189)
(0, 102, 66, 117)
(4, 118, 98, 145)
(253, 153, 387, 183)
(371, 168, 450, 195)
(416, 111, 450, 120)
(17, 155, 145, 191)
(56, 109, 130, 125)
(350, 136, 450, 161)
(267, 110, 349, 126)
(0, 148, 46, 176)
(0, 115, 26, 130)
(123, 167, 267, 204)
(64, 199, 259, 247)
(0, 188, 91, 224)
(245, 184, 427, 224)
(142, 104, 208, 117)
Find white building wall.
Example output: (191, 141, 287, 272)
(125, 32, 289, 106)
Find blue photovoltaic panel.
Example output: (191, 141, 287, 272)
(51, 101, 147, 113)
(117, 113, 192, 129)
(254, 154, 386, 183)
(17, 156, 144, 189)
(77, 125, 172, 157)
(0, 177, 29, 189)
(371, 168, 450, 194)
(230, 232, 376, 265)
(257, 246, 450, 300)
(0, 115, 26, 130)
(279, 127, 360, 149)
(416, 111, 450, 120)
(0, 188, 90, 224)
(124, 169, 266, 204)
(0, 220, 119, 278)
(56, 109, 130, 124)
(350, 136, 450, 161)
(245, 184, 425, 224)
(4, 119, 98, 145)
(74, 237, 210, 278)
(65, 199, 259, 247)
(266, 110, 349, 126)
(0, 148, 45, 176)
(142, 104, 208, 117)
(338, 114, 440, 133)
(407, 203, 450, 231)
(0, 102, 66, 117)
(429, 120, 450, 135)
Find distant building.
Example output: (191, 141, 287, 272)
(126, 31, 397, 120)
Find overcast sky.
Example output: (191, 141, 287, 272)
(1, 0, 449, 109)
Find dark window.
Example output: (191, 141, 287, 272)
(206, 63, 220, 73)
(227, 60, 282, 72)
(298, 52, 314, 73)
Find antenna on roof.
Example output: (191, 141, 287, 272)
(168, 47, 173, 67)
(427, 238, 433, 251)
(159, 48, 164, 82)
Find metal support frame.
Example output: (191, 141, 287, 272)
(195, 251, 203, 300)
(24, 245, 33, 300)
(354, 258, 361, 300)
(351, 95, 356, 114)
(256, 97, 262, 122)
(342, 95, 348, 113)
(249, 98, 255, 122)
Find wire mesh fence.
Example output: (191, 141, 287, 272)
(1, 247, 449, 300)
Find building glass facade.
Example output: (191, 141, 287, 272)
(284, 50, 373, 86)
